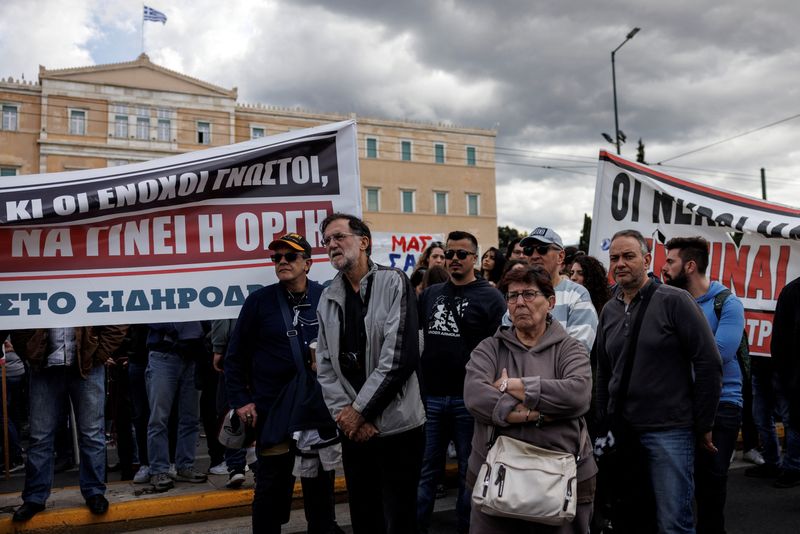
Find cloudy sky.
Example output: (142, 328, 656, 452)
(3, 0, 800, 243)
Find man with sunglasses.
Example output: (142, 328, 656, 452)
(315, 213, 425, 534)
(225, 232, 341, 534)
(416, 230, 507, 534)
(505, 227, 597, 351)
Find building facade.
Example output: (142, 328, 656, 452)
(0, 54, 498, 250)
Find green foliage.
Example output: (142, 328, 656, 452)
(498, 225, 527, 252)
(579, 214, 592, 252)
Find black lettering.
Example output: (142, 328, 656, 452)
(715, 213, 734, 228)
(652, 190, 673, 223)
(611, 173, 630, 221)
(770, 222, 788, 237)
(20, 293, 47, 315)
(674, 200, 693, 224)
(695, 206, 717, 226)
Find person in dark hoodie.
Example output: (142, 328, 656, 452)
(416, 231, 507, 534)
(464, 265, 596, 533)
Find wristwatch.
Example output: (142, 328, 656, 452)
(499, 378, 508, 393)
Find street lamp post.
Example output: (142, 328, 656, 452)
(611, 27, 640, 155)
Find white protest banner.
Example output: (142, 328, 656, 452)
(589, 151, 800, 356)
(371, 232, 445, 274)
(0, 120, 360, 328)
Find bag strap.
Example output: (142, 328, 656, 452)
(713, 289, 731, 321)
(613, 280, 659, 413)
(277, 289, 307, 374)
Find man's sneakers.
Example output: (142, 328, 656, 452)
(226, 468, 246, 489)
(172, 467, 208, 483)
(150, 472, 174, 492)
(85, 494, 109, 515)
(133, 464, 151, 484)
(208, 461, 228, 475)
(745, 463, 780, 478)
(743, 448, 766, 465)
(774, 469, 800, 488)
(12, 502, 45, 522)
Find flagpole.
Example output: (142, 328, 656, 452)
(141, 4, 145, 54)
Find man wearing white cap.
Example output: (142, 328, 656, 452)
(513, 227, 598, 351)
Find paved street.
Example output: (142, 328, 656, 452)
(123, 460, 800, 534)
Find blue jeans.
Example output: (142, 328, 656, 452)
(695, 402, 742, 534)
(752, 368, 794, 468)
(146, 351, 200, 475)
(639, 427, 696, 534)
(416, 396, 473, 534)
(23, 364, 106, 504)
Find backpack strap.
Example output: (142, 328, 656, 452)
(713, 289, 732, 321)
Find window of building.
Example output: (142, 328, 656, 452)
(434, 191, 448, 215)
(0, 167, 18, 176)
(467, 193, 480, 216)
(366, 188, 380, 212)
(466, 146, 476, 166)
(156, 109, 172, 142)
(197, 121, 211, 144)
(2, 104, 18, 131)
(366, 137, 378, 158)
(136, 117, 149, 140)
(251, 127, 265, 139)
(401, 190, 415, 213)
(434, 143, 445, 164)
(401, 140, 412, 161)
(114, 115, 128, 138)
(157, 119, 170, 141)
(69, 109, 86, 135)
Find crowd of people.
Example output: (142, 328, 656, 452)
(2, 214, 799, 534)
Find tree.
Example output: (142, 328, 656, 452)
(498, 225, 527, 253)
(578, 214, 592, 252)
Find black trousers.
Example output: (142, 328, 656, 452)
(341, 425, 425, 534)
(252, 451, 340, 534)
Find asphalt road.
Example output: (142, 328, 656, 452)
(126, 462, 800, 533)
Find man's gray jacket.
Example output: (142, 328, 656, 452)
(316, 261, 425, 436)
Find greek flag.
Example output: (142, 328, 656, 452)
(143, 6, 167, 24)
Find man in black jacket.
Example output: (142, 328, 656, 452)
(226, 232, 339, 534)
(416, 230, 506, 534)
(595, 229, 722, 533)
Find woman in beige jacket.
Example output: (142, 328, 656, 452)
(464, 265, 597, 533)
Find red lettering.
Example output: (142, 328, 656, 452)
(391, 235, 408, 253)
(775, 245, 791, 296)
(406, 236, 421, 252)
(746, 245, 772, 300)
(709, 241, 722, 282)
(722, 244, 749, 296)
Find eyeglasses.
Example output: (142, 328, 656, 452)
(321, 232, 357, 247)
(271, 251, 304, 263)
(505, 290, 545, 303)
(523, 244, 555, 257)
(444, 249, 476, 260)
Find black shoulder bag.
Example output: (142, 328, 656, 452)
(259, 292, 335, 448)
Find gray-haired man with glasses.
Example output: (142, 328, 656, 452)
(315, 212, 425, 534)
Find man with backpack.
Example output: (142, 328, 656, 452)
(663, 236, 745, 533)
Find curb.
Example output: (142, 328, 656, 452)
(0, 473, 356, 533)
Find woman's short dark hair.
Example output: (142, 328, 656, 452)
(481, 247, 507, 284)
(500, 258, 528, 278)
(498, 265, 555, 299)
(320, 213, 372, 255)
